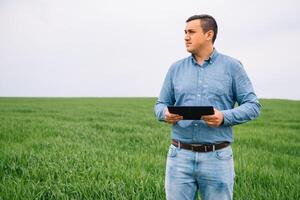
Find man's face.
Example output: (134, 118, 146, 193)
(184, 19, 211, 53)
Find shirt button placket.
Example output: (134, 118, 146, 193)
(198, 66, 204, 104)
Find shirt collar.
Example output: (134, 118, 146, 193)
(191, 48, 218, 65)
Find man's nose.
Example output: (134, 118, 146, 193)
(185, 34, 190, 41)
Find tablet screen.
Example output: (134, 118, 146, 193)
(167, 106, 214, 120)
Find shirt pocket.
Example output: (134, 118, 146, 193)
(208, 77, 231, 97)
(206, 77, 232, 107)
(174, 81, 197, 105)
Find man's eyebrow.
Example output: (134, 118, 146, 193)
(184, 28, 197, 32)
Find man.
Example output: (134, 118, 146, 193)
(154, 14, 261, 200)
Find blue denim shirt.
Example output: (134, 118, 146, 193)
(154, 49, 261, 144)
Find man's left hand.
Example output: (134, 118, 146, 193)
(202, 108, 224, 127)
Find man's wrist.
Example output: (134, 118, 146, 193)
(220, 118, 224, 125)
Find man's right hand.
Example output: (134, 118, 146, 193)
(164, 108, 183, 124)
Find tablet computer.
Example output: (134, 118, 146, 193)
(167, 106, 214, 120)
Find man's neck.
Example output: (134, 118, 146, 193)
(193, 45, 214, 65)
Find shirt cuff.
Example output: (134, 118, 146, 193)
(162, 106, 168, 122)
(158, 106, 168, 122)
(221, 110, 232, 127)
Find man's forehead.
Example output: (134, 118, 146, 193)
(185, 20, 202, 30)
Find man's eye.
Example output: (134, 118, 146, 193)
(185, 30, 195, 34)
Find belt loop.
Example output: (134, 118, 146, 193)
(212, 145, 215, 152)
(178, 141, 181, 149)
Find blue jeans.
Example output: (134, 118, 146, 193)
(165, 144, 235, 200)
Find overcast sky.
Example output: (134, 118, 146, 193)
(0, 0, 299, 99)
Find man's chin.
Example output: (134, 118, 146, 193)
(186, 48, 194, 54)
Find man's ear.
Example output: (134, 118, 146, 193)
(205, 30, 214, 42)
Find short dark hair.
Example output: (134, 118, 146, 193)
(186, 14, 218, 43)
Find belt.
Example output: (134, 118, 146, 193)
(172, 139, 230, 152)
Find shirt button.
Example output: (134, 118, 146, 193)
(195, 124, 198, 126)
(197, 94, 201, 96)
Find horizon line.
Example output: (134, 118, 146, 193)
(0, 96, 299, 101)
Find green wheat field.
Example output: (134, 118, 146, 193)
(0, 98, 299, 200)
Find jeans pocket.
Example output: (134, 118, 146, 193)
(215, 147, 233, 160)
(167, 145, 177, 158)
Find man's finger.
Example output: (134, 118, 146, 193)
(166, 115, 182, 120)
(166, 113, 180, 118)
(205, 121, 218, 127)
(202, 116, 217, 121)
(204, 120, 217, 124)
(202, 115, 215, 119)
(166, 115, 183, 123)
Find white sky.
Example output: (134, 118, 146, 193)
(0, 0, 299, 99)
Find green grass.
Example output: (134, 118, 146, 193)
(0, 98, 299, 200)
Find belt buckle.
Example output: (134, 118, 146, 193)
(190, 144, 203, 152)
